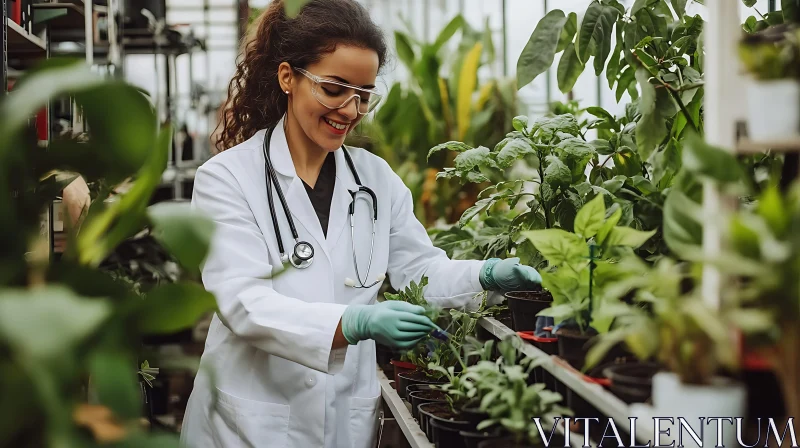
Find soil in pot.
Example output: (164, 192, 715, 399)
(462, 429, 504, 448)
(397, 369, 445, 400)
(604, 363, 660, 404)
(505, 291, 553, 332)
(409, 389, 447, 421)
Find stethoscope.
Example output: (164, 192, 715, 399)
(263, 126, 385, 288)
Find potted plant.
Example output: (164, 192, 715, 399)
(739, 25, 800, 141)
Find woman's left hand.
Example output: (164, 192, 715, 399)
(479, 257, 542, 292)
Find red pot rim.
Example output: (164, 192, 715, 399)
(743, 352, 774, 371)
(584, 376, 611, 387)
(390, 359, 417, 369)
(517, 331, 558, 343)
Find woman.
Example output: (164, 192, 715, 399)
(180, 1, 542, 447)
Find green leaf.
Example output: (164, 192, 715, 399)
(586, 106, 615, 124)
(454, 146, 491, 171)
(517, 10, 568, 89)
(522, 229, 587, 266)
(496, 139, 535, 168)
(512, 116, 529, 133)
(89, 352, 140, 419)
(558, 12, 579, 53)
(593, 10, 618, 76)
(631, 0, 658, 15)
(557, 43, 585, 93)
(284, 0, 311, 17)
(757, 185, 789, 237)
(0, 286, 110, 360)
(148, 203, 215, 274)
(574, 193, 606, 239)
(765, 11, 785, 25)
(428, 141, 473, 161)
(742, 15, 758, 33)
(459, 198, 492, 228)
(663, 190, 704, 259)
(544, 156, 572, 189)
(394, 31, 416, 70)
(604, 226, 656, 248)
(616, 66, 636, 102)
(433, 15, 464, 52)
(596, 207, 622, 245)
(783, 0, 800, 22)
(671, 0, 688, 17)
(682, 133, 743, 185)
(602, 175, 627, 194)
(556, 191, 582, 232)
(635, 68, 668, 161)
(137, 283, 218, 334)
(576, 3, 604, 63)
(741, 0, 757, 6)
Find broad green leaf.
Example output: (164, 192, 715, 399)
(457, 42, 483, 139)
(454, 146, 491, 171)
(682, 133, 743, 185)
(596, 207, 622, 246)
(458, 198, 492, 228)
(616, 66, 635, 102)
(783, 0, 800, 22)
(765, 11, 785, 25)
(512, 116, 529, 133)
(604, 226, 656, 248)
(576, 2, 604, 63)
(433, 15, 464, 52)
(149, 202, 216, 273)
(742, 15, 758, 33)
(557, 12, 579, 53)
(137, 282, 218, 334)
(671, 0, 688, 17)
(496, 139, 535, 168)
(537, 303, 579, 320)
(89, 352, 140, 419)
(635, 68, 667, 161)
(522, 229, 587, 266)
(602, 175, 627, 194)
(543, 155, 571, 188)
(284, 0, 311, 17)
(557, 43, 584, 93)
(757, 185, 788, 237)
(517, 9, 568, 89)
(428, 141, 473, 160)
(631, 0, 658, 15)
(728, 309, 775, 334)
(663, 190, 704, 259)
(590, 139, 614, 155)
(0, 286, 110, 360)
(574, 194, 606, 239)
(741, 0, 757, 5)
(394, 31, 416, 70)
(556, 190, 582, 232)
(586, 106, 616, 124)
(593, 10, 618, 76)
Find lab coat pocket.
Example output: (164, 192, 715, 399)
(214, 388, 291, 448)
(348, 394, 381, 448)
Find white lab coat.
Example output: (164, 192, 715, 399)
(180, 118, 494, 448)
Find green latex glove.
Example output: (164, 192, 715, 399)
(341, 301, 437, 349)
(479, 257, 542, 292)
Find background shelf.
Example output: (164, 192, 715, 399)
(736, 137, 800, 153)
(33, 3, 86, 32)
(7, 19, 46, 55)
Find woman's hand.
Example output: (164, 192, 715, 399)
(479, 257, 542, 292)
(339, 301, 436, 349)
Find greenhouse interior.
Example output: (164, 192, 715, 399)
(3, 0, 800, 447)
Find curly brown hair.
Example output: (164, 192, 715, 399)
(214, 0, 388, 152)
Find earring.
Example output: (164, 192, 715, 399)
(285, 90, 289, 94)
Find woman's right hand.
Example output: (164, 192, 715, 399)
(340, 301, 436, 349)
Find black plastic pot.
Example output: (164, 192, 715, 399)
(406, 382, 435, 399)
(431, 419, 470, 448)
(409, 389, 447, 421)
(419, 402, 470, 443)
(603, 363, 660, 404)
(505, 291, 552, 332)
(391, 359, 417, 395)
(460, 401, 491, 431)
(462, 429, 504, 448)
(397, 370, 445, 400)
(478, 437, 543, 448)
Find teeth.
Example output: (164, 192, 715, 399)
(324, 118, 348, 130)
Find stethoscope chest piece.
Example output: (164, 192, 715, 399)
(290, 240, 314, 269)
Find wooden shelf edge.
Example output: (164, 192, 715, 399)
(478, 317, 653, 444)
(377, 368, 434, 448)
(737, 138, 800, 153)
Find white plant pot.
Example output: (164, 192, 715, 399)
(747, 79, 800, 141)
(645, 372, 746, 448)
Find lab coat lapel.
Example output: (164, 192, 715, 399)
(268, 121, 328, 261)
(326, 147, 359, 251)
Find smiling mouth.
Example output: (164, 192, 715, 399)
(323, 117, 349, 131)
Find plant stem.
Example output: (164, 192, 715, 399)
(537, 150, 552, 229)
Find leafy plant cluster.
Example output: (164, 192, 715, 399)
(0, 59, 218, 447)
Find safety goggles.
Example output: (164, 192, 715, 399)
(294, 67, 383, 115)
